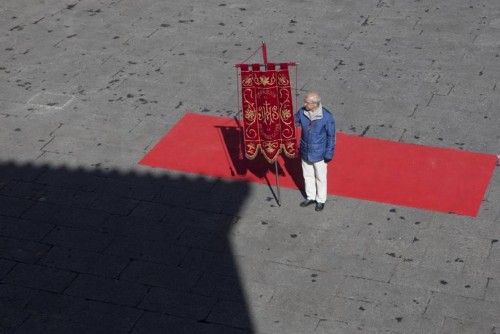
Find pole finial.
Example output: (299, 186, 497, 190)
(261, 42, 268, 65)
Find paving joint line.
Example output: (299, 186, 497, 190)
(127, 310, 146, 334)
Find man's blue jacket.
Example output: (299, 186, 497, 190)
(295, 107, 336, 163)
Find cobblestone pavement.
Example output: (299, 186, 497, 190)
(1, 0, 499, 333)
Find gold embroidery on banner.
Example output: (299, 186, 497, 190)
(242, 88, 258, 138)
(244, 141, 259, 160)
(240, 68, 297, 162)
(254, 73, 276, 86)
(277, 72, 289, 86)
(279, 87, 291, 103)
(263, 141, 279, 154)
(281, 126, 293, 139)
(246, 142, 256, 153)
(259, 75, 271, 86)
(256, 88, 276, 99)
(242, 75, 253, 87)
(280, 108, 291, 121)
(245, 128, 258, 140)
(242, 88, 254, 102)
(246, 142, 297, 162)
(244, 106, 257, 123)
(283, 140, 297, 159)
(257, 101, 279, 126)
(259, 124, 281, 140)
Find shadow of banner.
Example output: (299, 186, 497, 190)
(216, 125, 304, 195)
(0, 161, 253, 333)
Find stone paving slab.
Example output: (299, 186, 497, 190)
(40, 245, 129, 278)
(0, 236, 51, 264)
(3, 263, 76, 293)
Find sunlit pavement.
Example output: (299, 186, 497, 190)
(1, 0, 499, 333)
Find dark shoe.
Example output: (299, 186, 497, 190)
(300, 199, 316, 207)
(315, 203, 325, 211)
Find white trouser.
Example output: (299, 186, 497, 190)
(301, 159, 327, 204)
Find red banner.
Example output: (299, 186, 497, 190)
(240, 63, 297, 163)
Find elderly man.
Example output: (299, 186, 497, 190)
(295, 91, 336, 211)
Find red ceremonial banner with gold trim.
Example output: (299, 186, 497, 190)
(240, 63, 297, 163)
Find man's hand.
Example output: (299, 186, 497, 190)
(324, 158, 332, 163)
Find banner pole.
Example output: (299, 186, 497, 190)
(262, 42, 281, 207)
(261, 41, 268, 66)
(274, 160, 281, 206)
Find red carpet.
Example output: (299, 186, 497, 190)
(140, 112, 497, 217)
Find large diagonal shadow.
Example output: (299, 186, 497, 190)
(0, 161, 253, 333)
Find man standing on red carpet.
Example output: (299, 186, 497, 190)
(295, 91, 336, 211)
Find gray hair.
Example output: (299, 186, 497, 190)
(305, 91, 321, 103)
